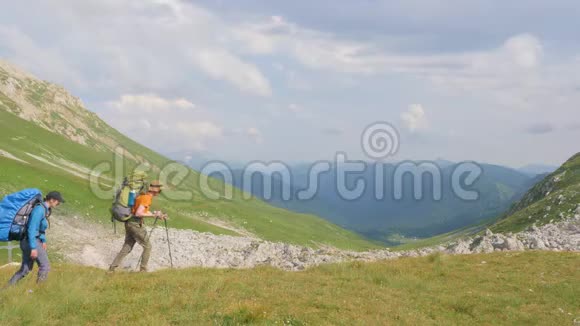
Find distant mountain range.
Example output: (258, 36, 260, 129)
(212, 161, 540, 244)
(517, 164, 558, 176)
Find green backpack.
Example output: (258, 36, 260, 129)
(111, 171, 147, 223)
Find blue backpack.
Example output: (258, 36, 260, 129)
(0, 189, 45, 242)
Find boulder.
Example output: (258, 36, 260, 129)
(529, 237, 547, 250)
(471, 237, 494, 253)
(503, 236, 525, 251)
(446, 239, 472, 254)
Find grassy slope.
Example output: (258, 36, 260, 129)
(0, 108, 232, 234)
(391, 217, 493, 251)
(491, 152, 580, 233)
(0, 96, 377, 250)
(0, 251, 578, 325)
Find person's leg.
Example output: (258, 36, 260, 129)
(109, 223, 136, 271)
(132, 224, 152, 272)
(35, 240, 50, 283)
(8, 240, 34, 285)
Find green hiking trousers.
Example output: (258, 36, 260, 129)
(109, 221, 152, 272)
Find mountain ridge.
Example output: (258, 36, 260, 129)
(219, 161, 537, 243)
(0, 59, 376, 250)
(491, 152, 580, 233)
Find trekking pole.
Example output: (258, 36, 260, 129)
(136, 216, 159, 270)
(164, 218, 174, 268)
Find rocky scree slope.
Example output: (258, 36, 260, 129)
(49, 213, 579, 272)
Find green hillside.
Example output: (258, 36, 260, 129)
(0, 251, 578, 325)
(0, 60, 377, 250)
(491, 152, 580, 233)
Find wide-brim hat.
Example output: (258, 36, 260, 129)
(149, 180, 163, 192)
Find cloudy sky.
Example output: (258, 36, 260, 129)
(1, 0, 579, 167)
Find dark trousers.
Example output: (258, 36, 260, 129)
(8, 238, 50, 285)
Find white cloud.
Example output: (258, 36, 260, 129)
(1, 2, 578, 165)
(287, 103, 314, 120)
(107, 94, 196, 113)
(192, 48, 271, 96)
(246, 127, 263, 143)
(288, 103, 303, 114)
(1, 2, 572, 110)
(232, 19, 575, 112)
(401, 104, 428, 132)
(0, 26, 86, 89)
(102, 93, 222, 152)
(502, 34, 543, 69)
(226, 127, 264, 144)
(233, 16, 383, 74)
(175, 121, 223, 146)
(0, 0, 272, 97)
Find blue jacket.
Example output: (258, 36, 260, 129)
(27, 202, 49, 249)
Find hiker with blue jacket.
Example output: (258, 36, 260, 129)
(8, 191, 64, 285)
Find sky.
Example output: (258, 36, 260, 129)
(0, 0, 579, 167)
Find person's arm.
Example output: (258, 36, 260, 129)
(39, 216, 47, 243)
(134, 205, 165, 219)
(27, 206, 43, 250)
(134, 204, 155, 218)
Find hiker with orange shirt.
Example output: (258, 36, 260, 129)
(109, 181, 166, 272)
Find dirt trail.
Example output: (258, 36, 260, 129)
(47, 215, 580, 272)
(48, 216, 393, 271)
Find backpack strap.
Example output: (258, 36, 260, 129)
(33, 202, 51, 231)
(22, 202, 49, 240)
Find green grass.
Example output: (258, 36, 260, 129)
(492, 184, 580, 234)
(391, 231, 462, 251)
(0, 96, 376, 250)
(392, 216, 495, 251)
(0, 251, 578, 325)
(0, 242, 18, 265)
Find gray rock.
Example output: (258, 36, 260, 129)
(446, 239, 472, 254)
(471, 237, 494, 253)
(530, 238, 547, 250)
(504, 237, 525, 251)
(491, 235, 525, 251)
